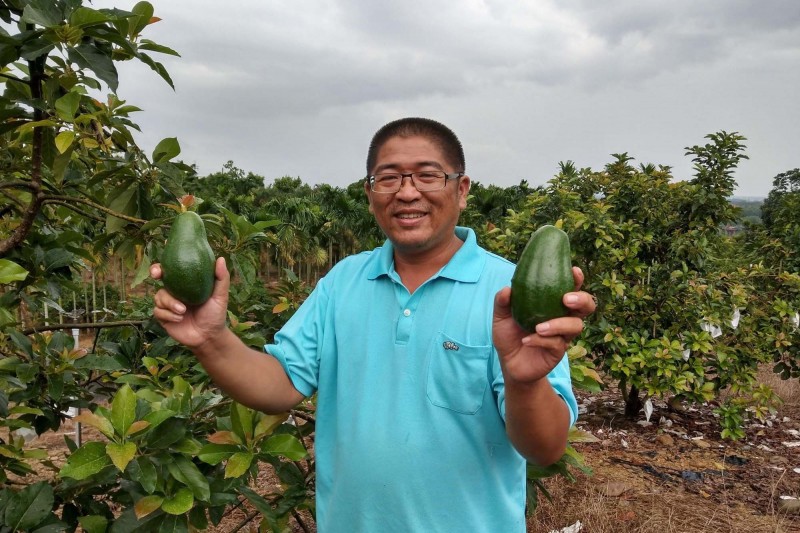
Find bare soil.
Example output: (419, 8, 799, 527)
(528, 378, 800, 533)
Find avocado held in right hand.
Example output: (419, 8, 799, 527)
(510, 224, 574, 331)
(161, 211, 215, 306)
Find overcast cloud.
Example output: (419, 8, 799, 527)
(92, 0, 800, 198)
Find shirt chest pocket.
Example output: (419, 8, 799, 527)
(426, 332, 492, 415)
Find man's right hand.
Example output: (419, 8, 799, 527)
(152, 257, 230, 350)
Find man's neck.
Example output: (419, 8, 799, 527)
(393, 233, 464, 294)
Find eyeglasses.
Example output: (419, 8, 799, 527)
(367, 171, 464, 193)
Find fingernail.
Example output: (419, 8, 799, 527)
(565, 294, 579, 304)
(174, 303, 186, 313)
(536, 322, 550, 333)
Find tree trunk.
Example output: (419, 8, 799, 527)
(624, 384, 643, 418)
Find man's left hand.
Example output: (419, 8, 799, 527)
(493, 266, 595, 385)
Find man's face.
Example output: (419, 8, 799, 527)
(365, 135, 470, 258)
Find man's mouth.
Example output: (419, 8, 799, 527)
(396, 213, 425, 219)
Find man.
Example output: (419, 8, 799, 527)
(152, 117, 595, 532)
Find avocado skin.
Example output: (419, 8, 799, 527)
(161, 211, 215, 306)
(510, 225, 573, 331)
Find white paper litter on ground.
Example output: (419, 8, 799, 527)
(549, 520, 583, 533)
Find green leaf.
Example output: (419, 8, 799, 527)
(0, 259, 28, 283)
(230, 402, 254, 444)
(130, 1, 155, 38)
(166, 455, 211, 502)
(55, 91, 81, 121)
(54, 130, 76, 154)
(158, 513, 189, 533)
(67, 43, 119, 92)
(160, 487, 193, 516)
(263, 434, 307, 461)
(141, 409, 177, 432)
(3, 481, 54, 531)
(128, 456, 158, 494)
(152, 137, 180, 164)
(22, 2, 62, 28)
(131, 252, 152, 288)
(106, 441, 137, 472)
(146, 418, 187, 449)
(110, 384, 137, 436)
(254, 412, 289, 440)
(20, 37, 55, 61)
(224, 451, 254, 479)
(238, 486, 279, 530)
(139, 39, 180, 57)
(106, 183, 137, 233)
(60, 441, 112, 480)
(78, 514, 109, 533)
(197, 443, 239, 465)
(134, 51, 175, 89)
(70, 7, 111, 28)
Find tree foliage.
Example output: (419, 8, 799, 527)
(483, 133, 797, 439)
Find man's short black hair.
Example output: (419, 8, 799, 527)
(366, 117, 465, 176)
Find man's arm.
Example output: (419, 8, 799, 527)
(152, 257, 305, 413)
(492, 267, 595, 465)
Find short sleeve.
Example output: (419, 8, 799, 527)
(265, 279, 331, 398)
(493, 352, 579, 427)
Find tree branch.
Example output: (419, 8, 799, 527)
(22, 320, 147, 336)
(0, 54, 45, 258)
(42, 198, 105, 223)
(42, 195, 147, 225)
(0, 71, 26, 84)
(0, 180, 34, 191)
(0, 189, 26, 210)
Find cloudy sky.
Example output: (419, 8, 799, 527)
(92, 0, 799, 198)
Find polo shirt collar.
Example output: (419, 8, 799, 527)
(367, 226, 484, 283)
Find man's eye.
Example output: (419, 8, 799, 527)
(377, 175, 400, 183)
(415, 171, 444, 181)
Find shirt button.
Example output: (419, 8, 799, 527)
(403, 309, 411, 317)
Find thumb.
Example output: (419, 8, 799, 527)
(212, 257, 231, 298)
(493, 286, 513, 320)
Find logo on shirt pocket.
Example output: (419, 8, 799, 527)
(426, 332, 491, 415)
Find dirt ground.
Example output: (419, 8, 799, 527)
(528, 380, 800, 533)
(16, 372, 800, 533)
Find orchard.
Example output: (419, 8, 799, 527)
(0, 1, 798, 531)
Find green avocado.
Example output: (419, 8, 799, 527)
(161, 211, 215, 306)
(510, 224, 573, 331)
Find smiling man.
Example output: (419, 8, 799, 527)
(152, 117, 596, 532)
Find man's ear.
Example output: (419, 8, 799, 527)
(364, 180, 375, 214)
(458, 175, 471, 210)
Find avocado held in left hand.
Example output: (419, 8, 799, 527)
(160, 211, 215, 306)
(510, 224, 574, 331)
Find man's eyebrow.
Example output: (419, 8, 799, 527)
(372, 161, 445, 174)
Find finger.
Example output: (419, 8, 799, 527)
(150, 263, 163, 280)
(493, 286, 512, 318)
(563, 291, 596, 318)
(534, 316, 584, 338)
(153, 288, 186, 315)
(211, 257, 231, 298)
(571, 266, 584, 291)
(153, 305, 185, 323)
(521, 331, 569, 353)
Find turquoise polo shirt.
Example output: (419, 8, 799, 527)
(266, 226, 577, 533)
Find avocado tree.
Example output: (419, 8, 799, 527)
(0, 2, 315, 531)
(737, 169, 800, 381)
(485, 133, 788, 438)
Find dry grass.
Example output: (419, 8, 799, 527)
(759, 365, 800, 409)
(528, 470, 797, 533)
